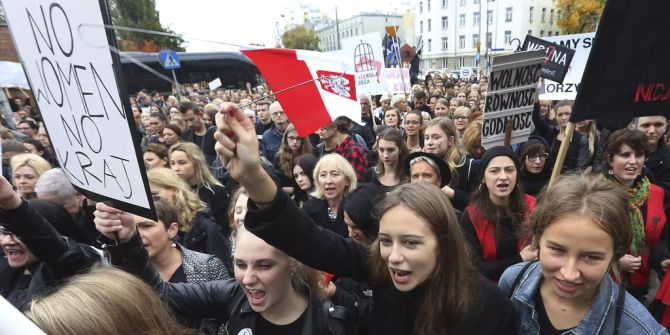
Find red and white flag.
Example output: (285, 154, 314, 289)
(241, 48, 360, 136)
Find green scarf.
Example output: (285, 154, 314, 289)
(608, 175, 650, 255)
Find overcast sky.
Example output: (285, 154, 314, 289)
(154, 0, 408, 51)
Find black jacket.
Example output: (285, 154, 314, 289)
(106, 233, 350, 335)
(0, 200, 100, 310)
(194, 184, 231, 237)
(301, 198, 348, 238)
(182, 126, 218, 166)
(177, 211, 232, 274)
(245, 190, 518, 335)
(532, 103, 589, 172)
(450, 156, 479, 212)
(646, 140, 670, 193)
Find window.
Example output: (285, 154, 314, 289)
(528, 29, 532, 35)
(442, 0, 448, 8)
(529, 6, 534, 23)
(420, 20, 423, 33)
(428, 19, 432, 32)
(442, 37, 448, 50)
(428, 38, 432, 52)
(459, 35, 466, 49)
(550, 9, 554, 24)
(548, 31, 553, 36)
(472, 34, 480, 48)
(505, 7, 513, 22)
(459, 0, 466, 6)
(428, 0, 431, 11)
(473, 12, 480, 25)
(486, 32, 492, 47)
(473, 0, 480, 3)
(442, 16, 448, 30)
(540, 30, 545, 37)
(557, 10, 561, 20)
(487, 10, 494, 24)
(542, 8, 546, 23)
(442, 58, 448, 68)
(459, 14, 466, 26)
(556, 30, 560, 36)
(504, 30, 511, 44)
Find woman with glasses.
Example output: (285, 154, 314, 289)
(460, 147, 537, 281)
(403, 111, 424, 152)
(452, 106, 472, 139)
(518, 136, 551, 197)
(274, 124, 313, 196)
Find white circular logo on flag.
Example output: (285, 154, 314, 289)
(237, 329, 252, 335)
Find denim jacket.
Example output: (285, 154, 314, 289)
(499, 262, 668, 335)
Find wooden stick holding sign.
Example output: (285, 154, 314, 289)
(547, 122, 575, 188)
(503, 119, 513, 147)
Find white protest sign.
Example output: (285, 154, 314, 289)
(341, 32, 388, 96)
(385, 68, 411, 94)
(539, 32, 595, 100)
(4, 0, 155, 218)
(0, 296, 46, 334)
(208, 77, 222, 90)
(482, 50, 545, 149)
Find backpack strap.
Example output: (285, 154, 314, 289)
(509, 261, 536, 298)
(613, 283, 626, 335)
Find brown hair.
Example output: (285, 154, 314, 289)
(425, 117, 469, 186)
(154, 198, 179, 230)
(227, 187, 249, 233)
(276, 124, 313, 178)
(369, 183, 474, 334)
(460, 121, 482, 156)
(27, 267, 194, 335)
(374, 127, 409, 180)
(604, 128, 649, 168)
(531, 174, 632, 277)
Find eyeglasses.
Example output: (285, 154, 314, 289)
(525, 153, 549, 162)
(405, 120, 420, 125)
(453, 116, 468, 121)
(287, 136, 302, 142)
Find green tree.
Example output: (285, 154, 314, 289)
(282, 25, 320, 51)
(555, 0, 606, 34)
(109, 0, 185, 52)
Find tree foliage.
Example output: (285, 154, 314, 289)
(109, 0, 185, 52)
(555, 0, 606, 34)
(282, 25, 320, 51)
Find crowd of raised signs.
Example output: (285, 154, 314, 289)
(2, 72, 670, 335)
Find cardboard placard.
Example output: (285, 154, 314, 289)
(342, 32, 388, 96)
(482, 50, 545, 149)
(522, 35, 575, 83)
(538, 32, 595, 100)
(4, 0, 155, 219)
(572, 0, 670, 123)
(385, 68, 411, 94)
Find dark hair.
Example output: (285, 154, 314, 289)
(554, 99, 573, 110)
(370, 183, 474, 334)
(292, 154, 318, 203)
(153, 198, 180, 229)
(143, 143, 169, 165)
(163, 124, 182, 138)
(2, 139, 28, 153)
(413, 90, 427, 100)
(149, 112, 167, 123)
(277, 124, 313, 178)
(19, 120, 39, 131)
(375, 127, 409, 180)
(531, 174, 632, 277)
(332, 116, 352, 134)
(519, 143, 545, 174)
(604, 129, 649, 169)
(178, 102, 198, 114)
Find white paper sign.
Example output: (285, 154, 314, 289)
(539, 32, 595, 100)
(341, 32, 388, 95)
(482, 51, 545, 149)
(0, 296, 46, 334)
(208, 77, 222, 90)
(385, 68, 411, 94)
(4, 0, 153, 216)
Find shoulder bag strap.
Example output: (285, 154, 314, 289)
(509, 261, 536, 298)
(613, 283, 626, 335)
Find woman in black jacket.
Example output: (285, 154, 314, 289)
(94, 206, 351, 335)
(0, 177, 100, 311)
(209, 103, 518, 335)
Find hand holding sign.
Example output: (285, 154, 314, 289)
(0, 176, 22, 210)
(93, 202, 135, 243)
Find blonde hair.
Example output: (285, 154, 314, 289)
(169, 142, 221, 192)
(10, 153, 52, 176)
(227, 187, 249, 233)
(27, 267, 194, 335)
(148, 168, 206, 232)
(310, 154, 358, 199)
(425, 117, 469, 186)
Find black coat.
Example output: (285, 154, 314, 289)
(182, 126, 218, 166)
(646, 141, 670, 193)
(245, 190, 519, 335)
(177, 211, 232, 274)
(0, 200, 100, 310)
(106, 233, 351, 335)
(302, 198, 348, 238)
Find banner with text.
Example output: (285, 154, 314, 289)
(4, 0, 155, 219)
(386, 68, 411, 94)
(537, 32, 595, 100)
(483, 50, 545, 149)
(342, 32, 388, 96)
(522, 35, 575, 83)
(572, 0, 670, 124)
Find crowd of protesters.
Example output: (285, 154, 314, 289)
(2, 71, 670, 334)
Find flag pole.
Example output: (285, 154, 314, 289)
(547, 122, 575, 188)
(391, 24, 408, 98)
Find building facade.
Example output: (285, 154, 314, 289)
(415, 0, 560, 70)
(316, 13, 406, 52)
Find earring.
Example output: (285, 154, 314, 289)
(608, 169, 614, 175)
